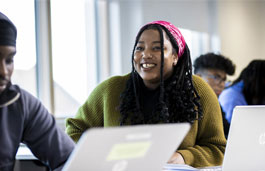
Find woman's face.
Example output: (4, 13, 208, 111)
(133, 29, 178, 89)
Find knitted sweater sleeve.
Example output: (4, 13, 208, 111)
(65, 75, 128, 142)
(177, 75, 226, 167)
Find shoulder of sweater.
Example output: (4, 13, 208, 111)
(7, 84, 38, 103)
(192, 75, 211, 92)
(192, 74, 204, 84)
(219, 83, 244, 101)
(93, 73, 131, 92)
(99, 73, 130, 85)
(192, 75, 218, 100)
(10, 85, 40, 102)
(219, 81, 243, 98)
(222, 82, 243, 94)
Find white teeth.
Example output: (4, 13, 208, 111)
(142, 63, 155, 68)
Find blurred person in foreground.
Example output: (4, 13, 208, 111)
(0, 12, 75, 170)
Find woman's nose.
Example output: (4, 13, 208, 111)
(142, 50, 153, 59)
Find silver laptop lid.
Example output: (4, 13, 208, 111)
(222, 105, 265, 171)
(63, 123, 190, 171)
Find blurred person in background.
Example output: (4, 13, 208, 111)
(219, 59, 265, 123)
(193, 52, 235, 138)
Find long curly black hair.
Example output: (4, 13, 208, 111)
(119, 24, 202, 125)
(232, 60, 265, 105)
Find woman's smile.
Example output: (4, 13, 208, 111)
(141, 62, 157, 70)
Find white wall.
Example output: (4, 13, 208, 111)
(114, 0, 218, 74)
(218, 0, 265, 80)
(141, 0, 212, 33)
(119, 1, 143, 74)
(106, 0, 265, 81)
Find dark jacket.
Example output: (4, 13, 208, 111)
(0, 84, 75, 171)
(220, 106, 230, 139)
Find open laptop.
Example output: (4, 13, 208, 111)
(222, 105, 265, 171)
(63, 123, 190, 171)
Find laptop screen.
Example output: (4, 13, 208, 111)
(222, 105, 265, 171)
(63, 123, 190, 171)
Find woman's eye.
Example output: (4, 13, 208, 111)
(153, 46, 161, 50)
(135, 46, 143, 51)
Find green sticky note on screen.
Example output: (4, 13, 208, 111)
(106, 141, 152, 161)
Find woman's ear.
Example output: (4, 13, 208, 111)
(173, 54, 178, 66)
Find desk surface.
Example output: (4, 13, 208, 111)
(163, 164, 222, 171)
(16, 144, 222, 171)
(15, 144, 48, 171)
(16, 144, 36, 160)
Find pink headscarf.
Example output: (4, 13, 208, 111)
(143, 20, 186, 58)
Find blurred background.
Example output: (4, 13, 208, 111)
(0, 0, 264, 121)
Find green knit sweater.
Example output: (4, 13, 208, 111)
(66, 74, 226, 168)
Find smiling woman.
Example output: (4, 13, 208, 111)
(66, 20, 226, 168)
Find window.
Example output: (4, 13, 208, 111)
(0, 0, 37, 96)
(179, 28, 220, 63)
(50, 0, 97, 117)
(1, 0, 220, 120)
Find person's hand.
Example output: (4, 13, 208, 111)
(167, 152, 185, 164)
